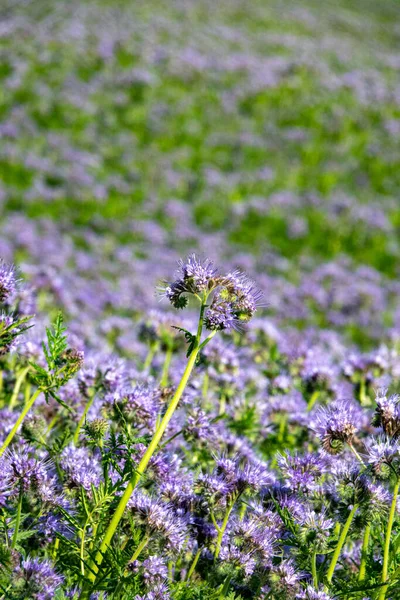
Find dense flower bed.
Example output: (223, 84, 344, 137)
(1, 1, 400, 599)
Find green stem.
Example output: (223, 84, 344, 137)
(80, 524, 88, 576)
(307, 390, 320, 412)
(220, 575, 231, 598)
(9, 367, 31, 410)
(186, 548, 201, 582)
(143, 342, 158, 370)
(219, 394, 226, 416)
(73, 388, 96, 445)
(129, 535, 149, 564)
(379, 479, 400, 600)
(0, 388, 42, 457)
(202, 372, 209, 400)
(277, 413, 287, 444)
(82, 308, 216, 591)
(160, 346, 173, 387)
(326, 504, 358, 584)
(12, 485, 23, 549)
(214, 495, 238, 559)
(311, 550, 318, 588)
(358, 523, 370, 582)
(348, 442, 365, 467)
(24, 382, 31, 406)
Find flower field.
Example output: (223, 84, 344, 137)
(1, 0, 400, 598)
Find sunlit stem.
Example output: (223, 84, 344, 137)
(11, 485, 23, 549)
(307, 390, 320, 412)
(348, 442, 365, 467)
(202, 372, 209, 400)
(214, 493, 238, 559)
(326, 504, 358, 584)
(9, 366, 31, 410)
(128, 534, 150, 564)
(186, 547, 201, 582)
(143, 342, 158, 371)
(73, 387, 96, 445)
(358, 523, 370, 582)
(311, 550, 318, 588)
(379, 478, 400, 600)
(81, 299, 216, 593)
(277, 413, 287, 444)
(0, 388, 42, 457)
(160, 345, 173, 387)
(219, 575, 231, 598)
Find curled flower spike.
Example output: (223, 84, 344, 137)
(313, 399, 362, 456)
(372, 389, 400, 438)
(161, 254, 218, 309)
(0, 260, 18, 303)
(162, 254, 262, 332)
(367, 437, 400, 479)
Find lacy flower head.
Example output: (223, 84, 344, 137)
(161, 255, 262, 331)
(313, 399, 363, 455)
(0, 260, 18, 303)
(372, 389, 400, 438)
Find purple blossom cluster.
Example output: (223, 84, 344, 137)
(0, 1, 400, 598)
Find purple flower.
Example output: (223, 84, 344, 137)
(268, 559, 302, 597)
(131, 555, 168, 587)
(60, 445, 102, 491)
(134, 582, 170, 600)
(0, 260, 17, 303)
(367, 437, 400, 478)
(13, 557, 63, 600)
(215, 455, 273, 495)
(372, 389, 400, 437)
(297, 586, 333, 600)
(129, 494, 187, 553)
(278, 452, 327, 492)
(313, 399, 362, 455)
(219, 543, 257, 577)
(162, 254, 218, 309)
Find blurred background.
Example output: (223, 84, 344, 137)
(0, 0, 400, 350)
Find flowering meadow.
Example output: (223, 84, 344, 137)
(1, 0, 400, 599)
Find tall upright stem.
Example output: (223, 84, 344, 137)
(379, 478, 400, 600)
(160, 345, 173, 388)
(326, 504, 358, 584)
(0, 388, 42, 457)
(81, 301, 215, 595)
(311, 550, 318, 588)
(11, 485, 23, 549)
(358, 523, 370, 582)
(9, 366, 31, 410)
(214, 494, 238, 559)
(128, 535, 149, 564)
(73, 388, 95, 445)
(186, 548, 201, 582)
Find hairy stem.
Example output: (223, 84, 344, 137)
(143, 342, 158, 371)
(326, 504, 358, 584)
(348, 442, 365, 467)
(0, 388, 42, 457)
(81, 302, 216, 594)
(358, 523, 370, 582)
(9, 366, 31, 410)
(311, 550, 318, 589)
(379, 478, 400, 600)
(11, 485, 23, 549)
(307, 390, 320, 412)
(128, 534, 149, 564)
(73, 387, 95, 445)
(186, 548, 202, 583)
(214, 494, 238, 559)
(160, 345, 173, 387)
